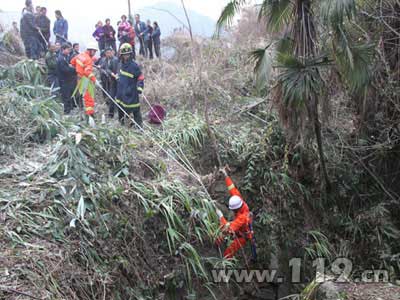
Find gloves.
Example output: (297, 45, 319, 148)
(219, 165, 230, 177)
(219, 168, 228, 177)
(216, 209, 223, 218)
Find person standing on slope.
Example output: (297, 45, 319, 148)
(57, 44, 77, 114)
(152, 21, 161, 58)
(134, 14, 147, 57)
(115, 43, 144, 128)
(70, 43, 98, 117)
(53, 10, 68, 43)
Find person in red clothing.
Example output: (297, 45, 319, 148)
(127, 20, 136, 59)
(70, 42, 98, 116)
(216, 166, 254, 259)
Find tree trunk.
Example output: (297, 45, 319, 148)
(311, 95, 332, 192)
(294, 0, 332, 192)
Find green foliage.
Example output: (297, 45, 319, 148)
(74, 76, 95, 99)
(162, 113, 207, 151)
(0, 91, 63, 153)
(259, 0, 293, 32)
(305, 230, 334, 261)
(249, 44, 274, 90)
(276, 54, 329, 108)
(216, 0, 248, 35)
(320, 0, 356, 24)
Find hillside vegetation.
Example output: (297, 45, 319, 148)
(1, 1, 400, 299)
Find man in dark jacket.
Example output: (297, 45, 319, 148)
(20, 6, 39, 59)
(99, 48, 119, 118)
(36, 7, 50, 54)
(57, 44, 77, 114)
(103, 19, 116, 52)
(116, 43, 144, 127)
(71, 43, 80, 58)
(152, 21, 161, 58)
(143, 20, 153, 59)
(134, 14, 147, 57)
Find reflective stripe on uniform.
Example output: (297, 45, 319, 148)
(76, 59, 84, 67)
(115, 98, 140, 108)
(88, 73, 95, 78)
(137, 87, 143, 92)
(85, 106, 94, 112)
(120, 70, 134, 78)
(227, 184, 235, 191)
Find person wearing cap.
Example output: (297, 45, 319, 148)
(216, 166, 253, 259)
(115, 43, 144, 127)
(70, 42, 98, 116)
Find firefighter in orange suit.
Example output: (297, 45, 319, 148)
(216, 167, 254, 259)
(70, 42, 98, 116)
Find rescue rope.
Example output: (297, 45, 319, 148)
(141, 93, 201, 177)
(95, 82, 214, 201)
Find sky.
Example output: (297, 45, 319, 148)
(0, 0, 229, 21)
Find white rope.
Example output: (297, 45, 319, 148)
(141, 93, 200, 176)
(95, 82, 214, 201)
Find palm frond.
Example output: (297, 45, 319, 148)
(215, 0, 247, 35)
(334, 35, 375, 94)
(249, 43, 274, 90)
(320, 0, 356, 25)
(258, 0, 293, 32)
(276, 53, 330, 108)
(275, 35, 295, 56)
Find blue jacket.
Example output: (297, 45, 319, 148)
(152, 26, 161, 44)
(53, 18, 68, 39)
(142, 25, 153, 42)
(134, 21, 146, 37)
(116, 59, 144, 109)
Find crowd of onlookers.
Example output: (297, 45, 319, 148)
(17, 0, 162, 60)
(13, 0, 164, 126)
(93, 14, 161, 59)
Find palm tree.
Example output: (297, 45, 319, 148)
(217, 0, 374, 193)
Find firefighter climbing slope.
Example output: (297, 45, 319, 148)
(216, 166, 256, 261)
(71, 42, 98, 117)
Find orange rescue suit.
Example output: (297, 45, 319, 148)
(219, 176, 252, 259)
(70, 51, 96, 115)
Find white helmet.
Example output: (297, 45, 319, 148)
(87, 42, 98, 51)
(229, 195, 243, 210)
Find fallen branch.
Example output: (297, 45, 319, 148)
(0, 287, 43, 300)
